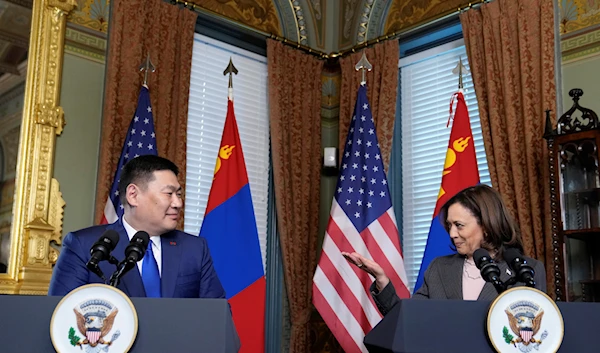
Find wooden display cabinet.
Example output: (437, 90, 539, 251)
(545, 88, 600, 302)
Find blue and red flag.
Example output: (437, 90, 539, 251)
(413, 91, 480, 292)
(101, 85, 157, 224)
(199, 91, 265, 353)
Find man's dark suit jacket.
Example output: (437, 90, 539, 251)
(48, 219, 226, 298)
(371, 253, 546, 316)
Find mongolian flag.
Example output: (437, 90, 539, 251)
(199, 91, 265, 352)
(413, 90, 480, 292)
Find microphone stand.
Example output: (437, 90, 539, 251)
(101, 255, 124, 287)
(108, 259, 136, 287)
(503, 277, 517, 289)
(88, 256, 120, 282)
(107, 256, 119, 266)
(491, 277, 506, 295)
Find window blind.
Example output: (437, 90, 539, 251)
(400, 39, 491, 291)
(184, 34, 270, 271)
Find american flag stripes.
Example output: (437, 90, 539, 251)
(101, 85, 158, 224)
(313, 84, 410, 353)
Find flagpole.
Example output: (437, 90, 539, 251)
(354, 52, 372, 85)
(139, 53, 156, 87)
(223, 57, 238, 100)
(452, 56, 468, 91)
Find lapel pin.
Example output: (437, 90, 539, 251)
(170, 241, 177, 246)
(506, 268, 512, 276)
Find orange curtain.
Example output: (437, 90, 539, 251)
(268, 39, 323, 353)
(95, 0, 197, 227)
(339, 40, 399, 171)
(461, 0, 556, 293)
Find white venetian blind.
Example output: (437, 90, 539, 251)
(400, 39, 491, 291)
(184, 34, 270, 270)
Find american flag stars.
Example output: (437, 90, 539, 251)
(105, 85, 158, 221)
(335, 86, 391, 233)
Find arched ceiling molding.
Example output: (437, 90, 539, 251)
(356, 0, 375, 44)
(288, 0, 319, 47)
(366, 0, 394, 41)
(274, 0, 303, 43)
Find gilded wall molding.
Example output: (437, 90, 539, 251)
(290, 0, 308, 45)
(0, 0, 74, 294)
(356, 0, 374, 44)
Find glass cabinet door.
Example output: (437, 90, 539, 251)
(560, 139, 600, 230)
(559, 138, 600, 302)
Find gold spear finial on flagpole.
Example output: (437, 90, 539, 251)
(452, 56, 468, 90)
(139, 53, 156, 87)
(355, 51, 372, 85)
(223, 57, 239, 100)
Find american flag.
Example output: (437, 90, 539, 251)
(101, 85, 158, 224)
(313, 83, 410, 353)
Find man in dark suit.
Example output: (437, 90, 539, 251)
(48, 155, 225, 298)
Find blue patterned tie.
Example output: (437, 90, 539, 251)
(142, 240, 161, 297)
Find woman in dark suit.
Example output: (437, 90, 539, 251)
(343, 184, 546, 316)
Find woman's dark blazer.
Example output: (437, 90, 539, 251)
(371, 254, 547, 316)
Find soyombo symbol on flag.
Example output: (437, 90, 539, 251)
(199, 92, 265, 353)
(313, 84, 410, 353)
(413, 90, 480, 292)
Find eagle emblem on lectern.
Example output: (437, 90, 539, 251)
(503, 300, 548, 352)
(69, 299, 121, 352)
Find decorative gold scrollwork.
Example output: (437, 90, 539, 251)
(0, 0, 75, 295)
(35, 104, 66, 134)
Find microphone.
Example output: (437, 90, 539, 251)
(504, 248, 536, 288)
(86, 230, 120, 280)
(109, 231, 150, 287)
(473, 248, 505, 294)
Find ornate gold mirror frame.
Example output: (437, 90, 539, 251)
(0, 0, 76, 294)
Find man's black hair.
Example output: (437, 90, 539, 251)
(118, 155, 179, 205)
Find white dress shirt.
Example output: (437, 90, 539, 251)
(122, 216, 162, 277)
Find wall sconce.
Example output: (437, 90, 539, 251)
(322, 147, 339, 176)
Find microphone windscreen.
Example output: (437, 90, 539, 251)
(503, 247, 521, 265)
(473, 248, 491, 269)
(131, 231, 150, 247)
(101, 230, 120, 250)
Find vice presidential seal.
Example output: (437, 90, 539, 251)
(487, 287, 563, 353)
(51, 284, 138, 353)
